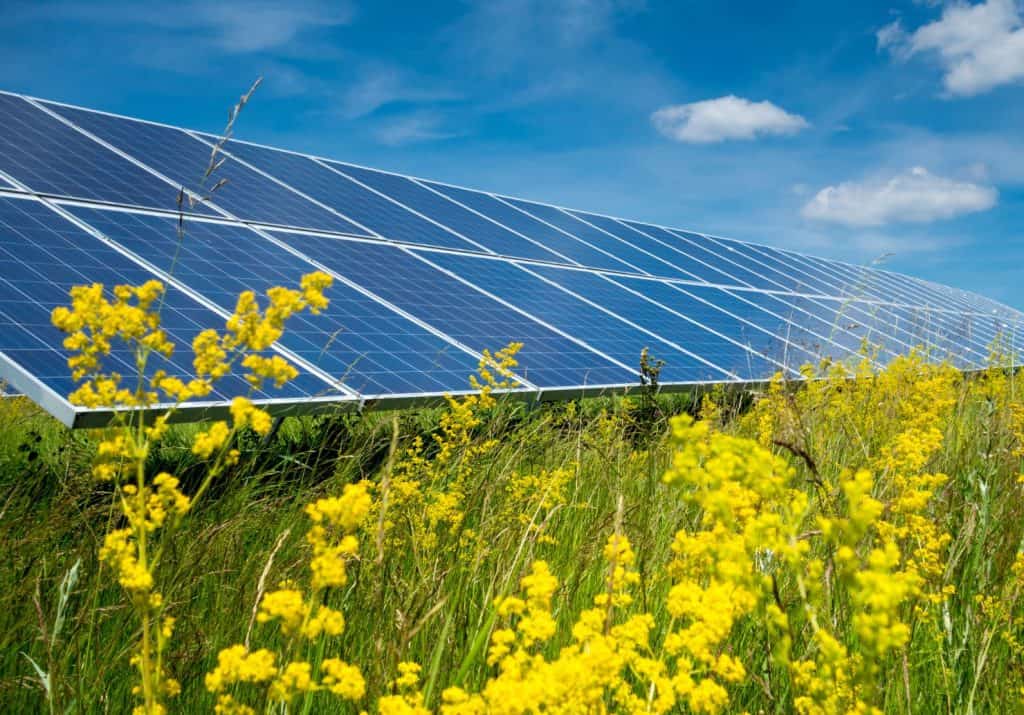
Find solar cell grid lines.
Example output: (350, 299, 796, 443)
(328, 163, 571, 264)
(500, 198, 696, 280)
(221, 139, 475, 251)
(45, 102, 368, 236)
(266, 233, 637, 388)
(524, 265, 790, 380)
(0, 89, 1020, 427)
(418, 251, 737, 383)
(423, 181, 642, 273)
(0, 195, 337, 425)
(64, 207, 486, 398)
(0, 94, 214, 216)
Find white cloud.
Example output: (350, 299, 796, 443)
(25, 0, 354, 55)
(876, 20, 908, 53)
(373, 114, 458, 146)
(883, 0, 1024, 96)
(337, 64, 460, 119)
(801, 167, 997, 226)
(190, 2, 354, 53)
(651, 96, 809, 144)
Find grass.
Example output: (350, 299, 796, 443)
(0, 357, 1022, 713)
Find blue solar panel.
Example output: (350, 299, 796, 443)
(424, 182, 638, 272)
(222, 141, 475, 251)
(639, 223, 778, 290)
(612, 276, 824, 369)
(66, 207, 484, 396)
(0, 195, 328, 408)
(675, 282, 850, 363)
(46, 103, 366, 236)
(267, 233, 636, 388)
(1, 90, 1019, 426)
(498, 198, 695, 280)
(567, 211, 737, 285)
(725, 290, 865, 357)
(328, 165, 568, 264)
(526, 266, 788, 380)
(418, 251, 735, 383)
(700, 236, 834, 295)
(878, 303, 983, 365)
(0, 93, 213, 215)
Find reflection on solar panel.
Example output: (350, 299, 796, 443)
(0, 90, 1019, 427)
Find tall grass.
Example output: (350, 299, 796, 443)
(0, 355, 1022, 712)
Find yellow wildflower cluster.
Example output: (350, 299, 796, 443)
(51, 273, 334, 715)
(376, 343, 523, 558)
(663, 414, 802, 713)
(207, 482, 372, 711)
(423, 533, 676, 714)
(736, 351, 973, 711)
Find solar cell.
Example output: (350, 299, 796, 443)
(880, 304, 985, 365)
(526, 266, 792, 380)
(222, 141, 476, 251)
(567, 211, 737, 286)
(667, 230, 794, 292)
(0, 93, 212, 215)
(66, 206, 486, 397)
(46, 103, 366, 235)
(327, 164, 569, 264)
(0, 195, 339, 425)
(613, 276, 826, 368)
(423, 182, 639, 272)
(266, 233, 638, 388)
(641, 224, 779, 290)
(418, 251, 737, 383)
(701, 236, 835, 296)
(500, 198, 695, 280)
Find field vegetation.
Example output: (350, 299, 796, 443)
(2, 83, 1023, 714)
(0, 264, 1022, 714)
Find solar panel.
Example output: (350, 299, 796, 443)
(494, 198, 696, 280)
(0, 89, 1019, 427)
(45, 102, 368, 236)
(647, 223, 781, 289)
(0, 95, 215, 216)
(568, 211, 737, 285)
(221, 140, 477, 252)
(416, 251, 736, 383)
(328, 164, 571, 264)
(524, 265, 789, 379)
(64, 206, 486, 398)
(425, 182, 641, 273)
(0, 195, 345, 425)
(266, 233, 637, 388)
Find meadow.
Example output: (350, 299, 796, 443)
(0, 266, 1022, 714)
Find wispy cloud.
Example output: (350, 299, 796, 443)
(651, 96, 809, 143)
(447, 0, 644, 75)
(801, 167, 997, 227)
(372, 113, 459, 146)
(17, 0, 354, 56)
(336, 64, 460, 119)
(880, 0, 1024, 97)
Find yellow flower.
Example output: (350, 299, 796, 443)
(192, 421, 230, 459)
(320, 658, 365, 700)
(257, 589, 308, 636)
(205, 645, 277, 693)
(230, 396, 273, 436)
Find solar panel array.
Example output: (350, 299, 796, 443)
(0, 90, 1019, 427)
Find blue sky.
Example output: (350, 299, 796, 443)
(2, 0, 1023, 309)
